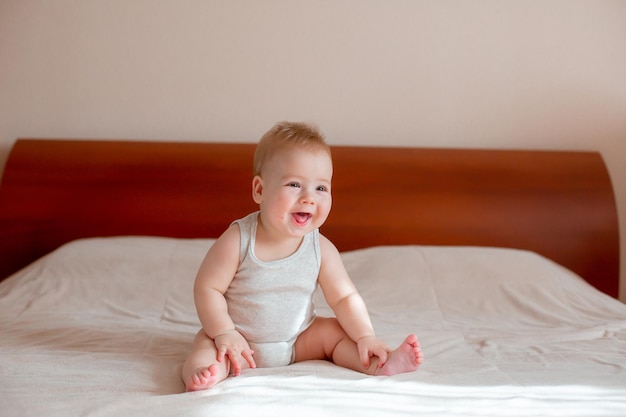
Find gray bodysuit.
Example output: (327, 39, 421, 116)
(225, 211, 320, 367)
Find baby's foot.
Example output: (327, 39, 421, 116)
(185, 364, 222, 392)
(377, 334, 423, 376)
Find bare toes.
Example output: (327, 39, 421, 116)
(186, 364, 221, 392)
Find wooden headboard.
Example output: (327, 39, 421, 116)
(0, 139, 619, 298)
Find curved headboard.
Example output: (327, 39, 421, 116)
(0, 139, 619, 297)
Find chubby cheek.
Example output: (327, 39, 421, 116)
(316, 198, 332, 222)
(266, 193, 298, 217)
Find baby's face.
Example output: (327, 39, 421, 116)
(254, 148, 333, 238)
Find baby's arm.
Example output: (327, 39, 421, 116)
(317, 236, 391, 368)
(194, 224, 256, 373)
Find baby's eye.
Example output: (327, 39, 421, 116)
(316, 185, 328, 192)
(287, 182, 301, 188)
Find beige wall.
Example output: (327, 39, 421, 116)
(1, 1, 625, 300)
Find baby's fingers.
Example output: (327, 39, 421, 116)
(359, 347, 372, 369)
(242, 349, 256, 369)
(375, 349, 389, 368)
(216, 345, 227, 362)
(227, 351, 243, 376)
(243, 350, 256, 369)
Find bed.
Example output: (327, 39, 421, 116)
(0, 138, 624, 417)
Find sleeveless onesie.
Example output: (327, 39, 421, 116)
(225, 212, 320, 367)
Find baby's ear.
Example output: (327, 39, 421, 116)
(252, 175, 264, 204)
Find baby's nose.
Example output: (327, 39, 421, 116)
(301, 191, 315, 204)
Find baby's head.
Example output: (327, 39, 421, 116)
(253, 121, 331, 177)
(252, 122, 333, 235)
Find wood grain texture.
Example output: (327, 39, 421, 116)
(0, 139, 619, 297)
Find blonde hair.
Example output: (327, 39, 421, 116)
(253, 121, 331, 176)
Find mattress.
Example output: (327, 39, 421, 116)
(1, 236, 625, 416)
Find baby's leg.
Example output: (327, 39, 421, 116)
(294, 317, 422, 376)
(182, 330, 229, 391)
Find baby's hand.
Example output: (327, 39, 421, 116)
(357, 336, 392, 369)
(214, 330, 256, 375)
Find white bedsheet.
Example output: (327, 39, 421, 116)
(1, 236, 625, 417)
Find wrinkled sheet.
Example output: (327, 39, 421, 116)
(1, 236, 625, 417)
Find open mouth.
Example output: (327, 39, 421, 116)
(292, 212, 312, 226)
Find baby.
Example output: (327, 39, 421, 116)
(182, 121, 422, 391)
